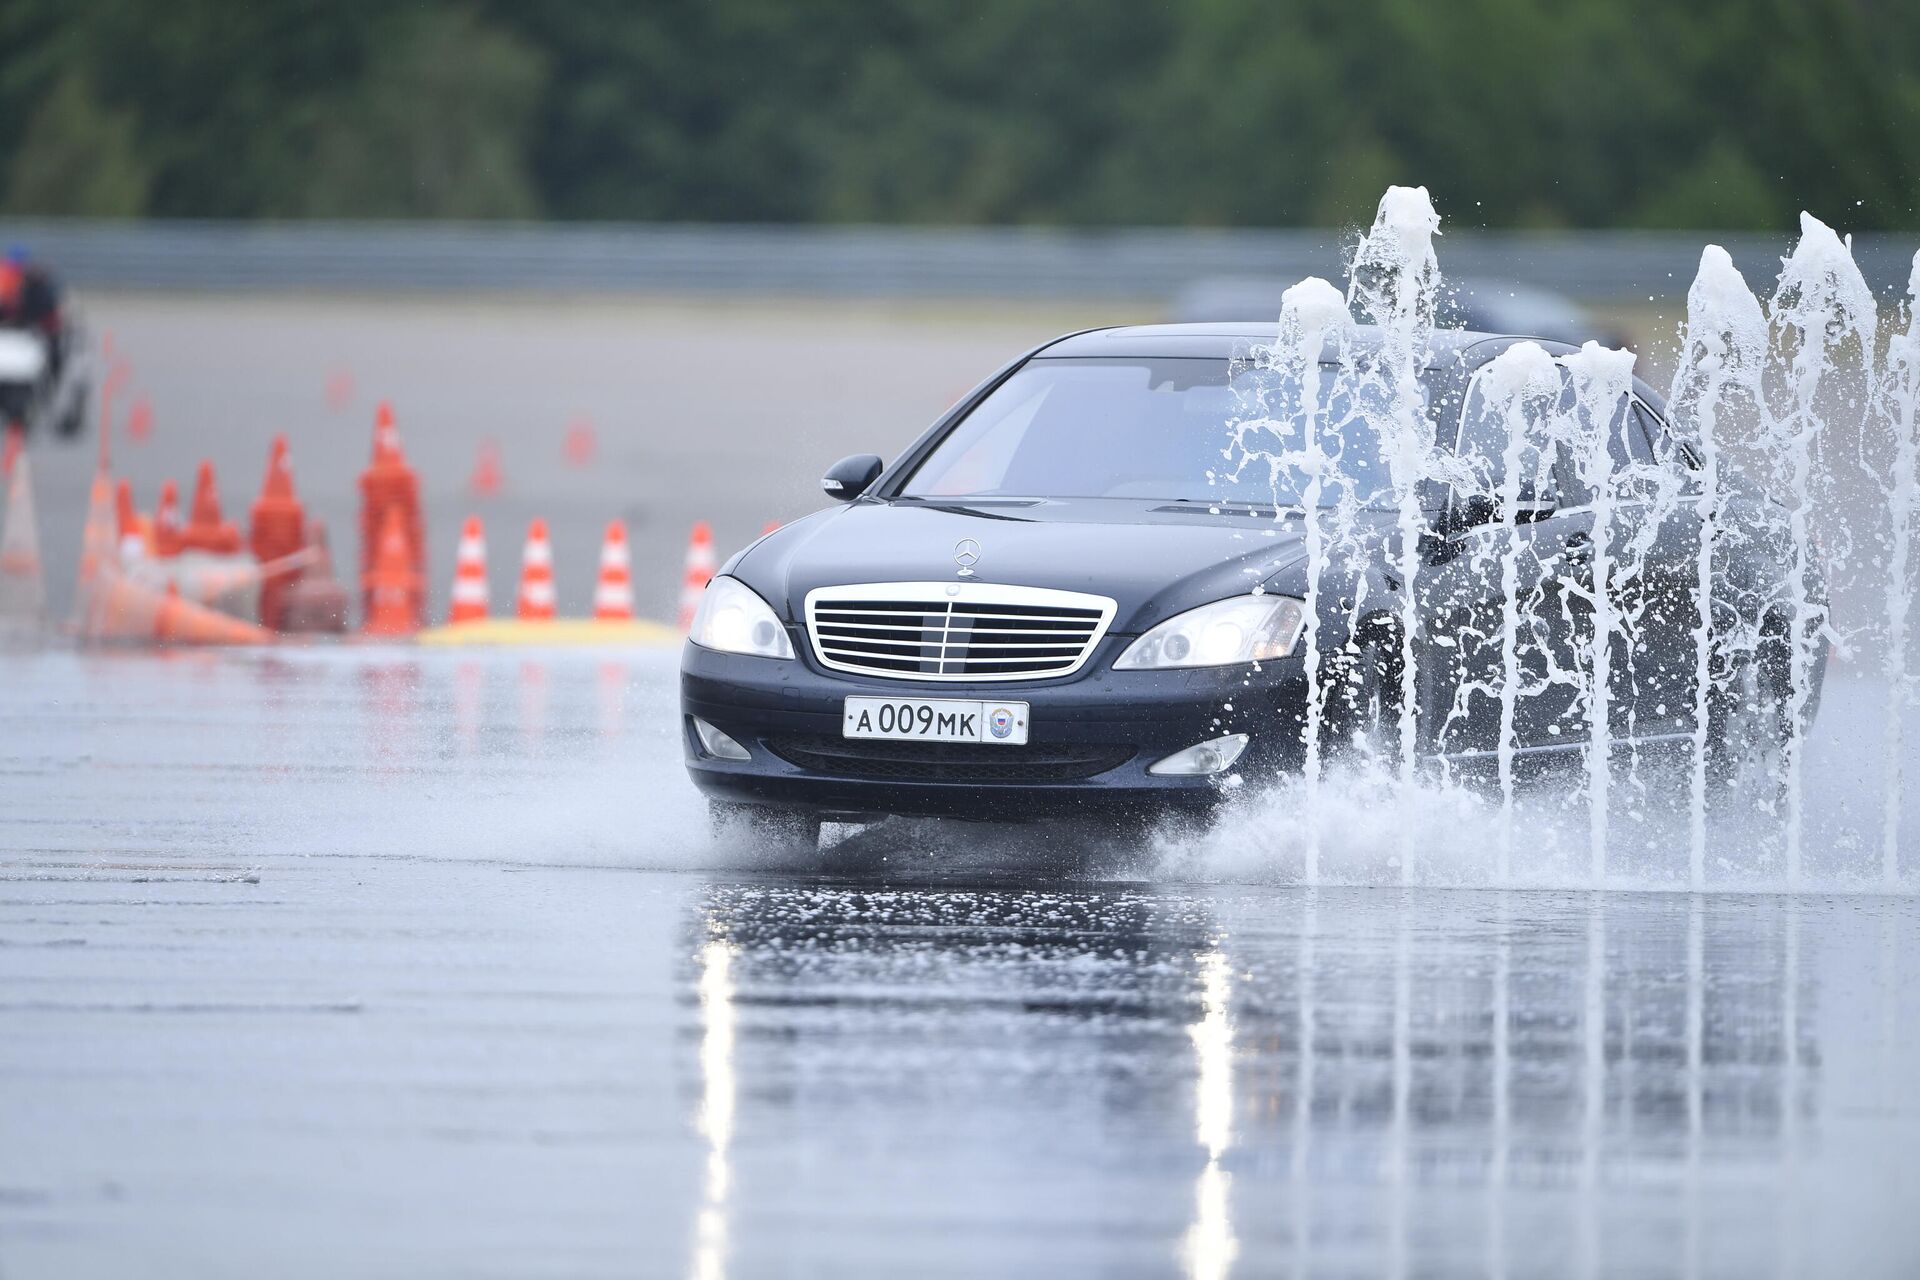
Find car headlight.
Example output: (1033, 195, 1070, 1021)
(1114, 594, 1307, 670)
(688, 576, 795, 659)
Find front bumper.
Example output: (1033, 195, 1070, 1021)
(680, 637, 1308, 821)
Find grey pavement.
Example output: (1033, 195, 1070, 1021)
(1, 647, 1916, 1278)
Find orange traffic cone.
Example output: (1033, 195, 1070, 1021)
(362, 506, 418, 638)
(83, 570, 164, 642)
(74, 466, 116, 618)
(249, 435, 307, 631)
(359, 401, 424, 628)
(149, 577, 273, 646)
(182, 460, 242, 554)
(154, 479, 183, 557)
(99, 360, 129, 456)
(325, 366, 354, 411)
(677, 521, 716, 631)
(280, 519, 349, 634)
(0, 450, 45, 637)
(127, 396, 153, 444)
(517, 518, 556, 621)
(470, 437, 503, 497)
(115, 479, 148, 564)
(449, 515, 489, 623)
(77, 564, 266, 647)
(373, 399, 400, 457)
(1, 422, 21, 480)
(593, 519, 634, 621)
(564, 416, 596, 467)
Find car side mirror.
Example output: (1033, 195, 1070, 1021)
(1435, 493, 1500, 540)
(821, 453, 884, 502)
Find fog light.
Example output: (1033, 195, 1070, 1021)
(1148, 733, 1250, 777)
(692, 717, 751, 761)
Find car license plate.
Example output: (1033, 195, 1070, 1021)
(843, 697, 1030, 745)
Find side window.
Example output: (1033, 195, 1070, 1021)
(1553, 394, 1650, 506)
(1633, 400, 1699, 470)
(1452, 372, 1563, 510)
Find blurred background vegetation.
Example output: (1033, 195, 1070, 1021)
(2, 0, 1917, 229)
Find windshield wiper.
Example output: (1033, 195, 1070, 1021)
(891, 495, 1042, 507)
(887, 496, 1039, 521)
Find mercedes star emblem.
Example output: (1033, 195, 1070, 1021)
(953, 538, 981, 577)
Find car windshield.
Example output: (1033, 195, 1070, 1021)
(896, 356, 1411, 508)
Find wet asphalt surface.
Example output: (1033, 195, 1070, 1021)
(2, 647, 1916, 1279)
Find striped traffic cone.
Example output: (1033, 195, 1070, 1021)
(359, 400, 424, 628)
(517, 518, 556, 621)
(0, 450, 45, 638)
(449, 515, 489, 624)
(115, 479, 148, 564)
(677, 521, 715, 631)
(361, 506, 418, 638)
(182, 460, 242, 554)
(249, 436, 307, 631)
(373, 399, 400, 456)
(154, 479, 182, 556)
(593, 519, 634, 621)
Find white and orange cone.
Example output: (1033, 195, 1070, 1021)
(517, 518, 556, 621)
(593, 519, 634, 621)
(1, 423, 22, 480)
(373, 399, 401, 458)
(448, 515, 489, 624)
(0, 450, 45, 637)
(153, 479, 182, 556)
(677, 520, 715, 631)
(72, 465, 118, 636)
(116, 480, 147, 564)
(361, 506, 419, 639)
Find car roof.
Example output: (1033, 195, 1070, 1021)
(1035, 322, 1576, 368)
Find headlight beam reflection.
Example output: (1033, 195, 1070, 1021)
(691, 939, 736, 1280)
(1184, 947, 1237, 1280)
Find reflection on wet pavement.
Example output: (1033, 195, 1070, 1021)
(0, 650, 1915, 1277)
(687, 878, 1916, 1277)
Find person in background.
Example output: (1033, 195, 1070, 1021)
(0, 247, 66, 379)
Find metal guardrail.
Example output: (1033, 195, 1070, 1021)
(2, 219, 1915, 303)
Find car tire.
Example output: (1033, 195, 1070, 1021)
(1321, 620, 1405, 764)
(707, 799, 823, 853)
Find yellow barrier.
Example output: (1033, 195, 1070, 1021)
(416, 617, 681, 648)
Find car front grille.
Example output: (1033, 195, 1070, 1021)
(805, 582, 1118, 682)
(768, 736, 1134, 783)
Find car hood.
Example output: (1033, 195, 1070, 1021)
(733, 498, 1329, 633)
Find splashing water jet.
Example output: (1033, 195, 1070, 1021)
(1346, 186, 1443, 883)
(1767, 212, 1877, 887)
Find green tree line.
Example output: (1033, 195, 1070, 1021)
(2, 0, 1917, 230)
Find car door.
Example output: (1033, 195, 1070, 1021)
(1586, 394, 1705, 742)
(1418, 374, 1594, 766)
(1431, 387, 1702, 758)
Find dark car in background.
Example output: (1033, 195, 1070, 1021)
(680, 323, 1816, 848)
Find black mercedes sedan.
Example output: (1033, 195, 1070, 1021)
(681, 322, 1818, 845)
